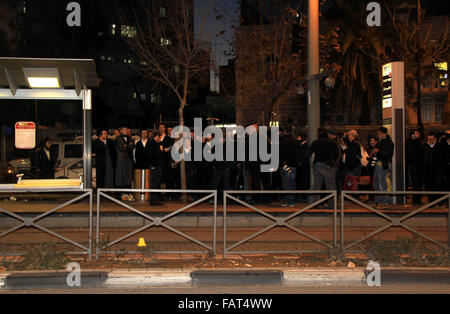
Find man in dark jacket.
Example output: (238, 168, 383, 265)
(148, 131, 164, 206)
(419, 133, 447, 203)
(37, 138, 57, 179)
(280, 126, 300, 206)
(311, 127, 339, 208)
(134, 129, 150, 170)
(93, 129, 116, 188)
(405, 129, 422, 204)
(373, 127, 394, 208)
(115, 127, 135, 189)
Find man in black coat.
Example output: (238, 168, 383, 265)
(93, 129, 116, 188)
(405, 129, 422, 204)
(419, 133, 447, 203)
(311, 127, 339, 208)
(134, 129, 151, 170)
(114, 127, 135, 189)
(148, 131, 164, 206)
(279, 126, 300, 206)
(36, 138, 57, 179)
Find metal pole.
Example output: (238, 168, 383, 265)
(308, 0, 320, 188)
(416, 0, 423, 131)
(307, 0, 320, 144)
(83, 89, 92, 189)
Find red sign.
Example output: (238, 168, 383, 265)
(15, 122, 36, 149)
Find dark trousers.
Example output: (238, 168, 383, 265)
(212, 167, 231, 195)
(407, 164, 422, 203)
(424, 169, 445, 203)
(149, 166, 161, 204)
(281, 166, 297, 205)
(313, 162, 336, 208)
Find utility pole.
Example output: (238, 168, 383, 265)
(307, 0, 320, 187)
(416, 0, 424, 131)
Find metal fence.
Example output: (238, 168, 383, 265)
(0, 188, 93, 259)
(340, 191, 450, 256)
(223, 190, 338, 258)
(96, 188, 217, 259)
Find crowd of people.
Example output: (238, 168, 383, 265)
(92, 123, 450, 208)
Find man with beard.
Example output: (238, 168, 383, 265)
(115, 127, 135, 192)
(148, 131, 164, 206)
(405, 129, 422, 204)
(93, 129, 116, 188)
(419, 133, 447, 204)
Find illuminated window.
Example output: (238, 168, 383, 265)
(160, 38, 171, 46)
(151, 94, 160, 104)
(434, 62, 448, 71)
(121, 25, 137, 38)
(435, 62, 448, 88)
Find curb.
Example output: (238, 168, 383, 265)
(0, 268, 367, 289)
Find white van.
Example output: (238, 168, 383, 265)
(9, 136, 97, 187)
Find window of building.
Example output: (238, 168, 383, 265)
(151, 94, 161, 104)
(121, 25, 137, 38)
(160, 38, 171, 46)
(434, 62, 448, 88)
(160, 7, 167, 18)
(422, 100, 443, 123)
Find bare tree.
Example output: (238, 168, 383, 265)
(121, 0, 214, 194)
(235, 2, 340, 126)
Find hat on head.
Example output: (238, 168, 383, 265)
(327, 127, 338, 136)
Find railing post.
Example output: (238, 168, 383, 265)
(223, 190, 227, 259)
(448, 194, 450, 250)
(340, 191, 345, 256)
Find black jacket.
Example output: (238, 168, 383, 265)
(36, 147, 57, 179)
(376, 135, 394, 169)
(280, 134, 300, 167)
(419, 142, 447, 172)
(93, 139, 116, 170)
(405, 138, 421, 165)
(134, 140, 151, 169)
(311, 134, 339, 167)
(343, 138, 361, 170)
(147, 140, 163, 168)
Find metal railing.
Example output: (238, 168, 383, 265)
(340, 191, 450, 256)
(0, 188, 93, 259)
(96, 188, 217, 259)
(223, 190, 338, 258)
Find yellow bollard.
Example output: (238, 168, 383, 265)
(137, 237, 147, 247)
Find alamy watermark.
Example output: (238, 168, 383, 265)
(66, 2, 81, 27)
(66, 262, 81, 287)
(170, 118, 279, 173)
(366, 260, 381, 286)
(367, 2, 381, 27)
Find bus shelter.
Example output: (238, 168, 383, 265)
(0, 57, 99, 259)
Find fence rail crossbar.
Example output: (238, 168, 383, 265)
(96, 188, 217, 259)
(223, 190, 336, 257)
